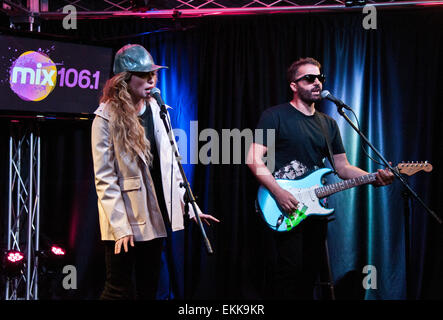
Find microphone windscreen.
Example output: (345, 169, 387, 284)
(320, 90, 330, 99)
(151, 87, 161, 96)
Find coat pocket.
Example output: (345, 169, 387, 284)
(119, 176, 141, 191)
(119, 176, 145, 225)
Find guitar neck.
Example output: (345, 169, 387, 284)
(315, 172, 377, 198)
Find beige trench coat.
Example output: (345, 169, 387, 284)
(91, 97, 199, 241)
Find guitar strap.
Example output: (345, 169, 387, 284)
(316, 112, 338, 175)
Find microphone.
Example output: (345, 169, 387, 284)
(150, 87, 167, 114)
(320, 90, 352, 110)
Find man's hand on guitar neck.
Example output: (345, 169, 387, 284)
(373, 166, 395, 187)
(333, 153, 394, 187)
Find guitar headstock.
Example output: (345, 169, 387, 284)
(397, 161, 433, 176)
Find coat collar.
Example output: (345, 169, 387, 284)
(93, 100, 154, 167)
(94, 97, 172, 121)
(94, 102, 111, 121)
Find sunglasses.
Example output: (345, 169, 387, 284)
(294, 74, 326, 84)
(130, 71, 157, 80)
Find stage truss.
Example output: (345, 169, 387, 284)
(1, 0, 443, 20)
(5, 124, 41, 300)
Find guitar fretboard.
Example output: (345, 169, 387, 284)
(315, 173, 377, 198)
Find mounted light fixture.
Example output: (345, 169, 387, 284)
(38, 244, 67, 273)
(345, 0, 367, 7)
(2, 250, 25, 278)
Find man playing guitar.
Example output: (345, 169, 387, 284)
(246, 58, 394, 299)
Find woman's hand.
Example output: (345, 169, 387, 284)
(192, 213, 220, 226)
(115, 235, 134, 254)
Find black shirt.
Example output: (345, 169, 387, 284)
(255, 102, 345, 173)
(139, 104, 170, 225)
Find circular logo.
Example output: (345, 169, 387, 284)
(9, 51, 57, 102)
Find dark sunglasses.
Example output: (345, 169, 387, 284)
(130, 71, 157, 80)
(294, 74, 326, 84)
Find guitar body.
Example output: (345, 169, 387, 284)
(257, 168, 334, 232)
(256, 161, 432, 232)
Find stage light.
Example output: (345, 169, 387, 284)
(345, 0, 367, 7)
(51, 246, 66, 256)
(7, 251, 24, 262)
(2, 250, 25, 278)
(38, 244, 67, 273)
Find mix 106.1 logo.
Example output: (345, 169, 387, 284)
(9, 50, 101, 101)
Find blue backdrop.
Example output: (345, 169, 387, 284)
(143, 30, 200, 299)
(139, 9, 443, 300)
(191, 10, 442, 300)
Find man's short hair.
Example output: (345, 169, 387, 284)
(287, 58, 322, 83)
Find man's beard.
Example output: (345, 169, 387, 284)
(298, 86, 322, 104)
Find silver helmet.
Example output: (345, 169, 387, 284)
(113, 44, 167, 74)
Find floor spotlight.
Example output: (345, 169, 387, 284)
(50, 245, 66, 256)
(2, 250, 25, 278)
(39, 244, 67, 273)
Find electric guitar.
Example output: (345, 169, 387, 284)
(256, 161, 433, 232)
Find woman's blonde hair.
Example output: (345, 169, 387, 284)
(100, 71, 153, 165)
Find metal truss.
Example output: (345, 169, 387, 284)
(5, 124, 41, 300)
(1, 0, 443, 20)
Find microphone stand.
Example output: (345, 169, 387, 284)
(158, 105, 214, 256)
(334, 104, 441, 299)
(402, 188, 413, 299)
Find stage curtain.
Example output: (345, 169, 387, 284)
(193, 9, 443, 300)
(9, 8, 441, 300)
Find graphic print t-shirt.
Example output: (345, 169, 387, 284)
(255, 103, 345, 174)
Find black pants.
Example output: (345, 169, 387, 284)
(100, 238, 164, 300)
(265, 218, 327, 300)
